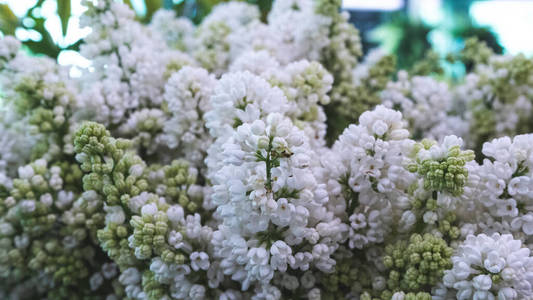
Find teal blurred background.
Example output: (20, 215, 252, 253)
(0, 0, 530, 75)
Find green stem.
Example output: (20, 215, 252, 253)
(265, 136, 274, 192)
(347, 191, 359, 216)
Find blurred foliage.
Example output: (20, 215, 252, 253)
(0, 0, 501, 70)
(57, 0, 70, 36)
(410, 50, 444, 77)
(0, 0, 79, 58)
(451, 16, 503, 55)
(0, 0, 273, 59)
(0, 4, 18, 35)
(370, 14, 433, 71)
(370, 9, 502, 73)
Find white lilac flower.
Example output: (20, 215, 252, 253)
(325, 105, 414, 248)
(149, 9, 195, 52)
(210, 112, 345, 292)
(460, 134, 533, 245)
(381, 71, 468, 140)
(79, 0, 192, 128)
(3, 1, 533, 299)
(229, 50, 280, 76)
(264, 60, 333, 148)
(162, 66, 216, 167)
(193, 2, 260, 75)
(265, 0, 331, 64)
(442, 233, 533, 299)
(204, 71, 291, 182)
(457, 47, 533, 149)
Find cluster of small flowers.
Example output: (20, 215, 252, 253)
(440, 233, 533, 299)
(381, 70, 467, 141)
(0, 35, 121, 298)
(454, 38, 533, 150)
(2, 0, 533, 299)
(460, 135, 533, 243)
(324, 105, 414, 249)
(161, 66, 216, 166)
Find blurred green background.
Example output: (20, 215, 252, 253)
(0, 0, 273, 59)
(0, 0, 531, 75)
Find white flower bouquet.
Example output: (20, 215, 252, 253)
(1, 0, 533, 299)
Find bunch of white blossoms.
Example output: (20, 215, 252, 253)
(325, 105, 414, 249)
(381, 70, 467, 141)
(442, 233, 533, 299)
(453, 39, 533, 150)
(2, 0, 533, 299)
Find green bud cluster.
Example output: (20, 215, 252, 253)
(16, 201, 56, 236)
(349, 54, 396, 110)
(74, 122, 198, 274)
(293, 62, 332, 104)
(316, 0, 363, 85)
(0, 85, 119, 299)
(142, 270, 168, 300)
(121, 109, 167, 157)
(316, 0, 399, 143)
(159, 160, 198, 212)
(460, 38, 533, 151)
(320, 257, 368, 298)
(45, 277, 123, 300)
(437, 213, 460, 241)
(315, 0, 341, 17)
(326, 54, 396, 142)
(27, 240, 91, 286)
(55, 161, 84, 189)
(74, 122, 148, 207)
(469, 102, 497, 154)
(74, 122, 148, 267)
(270, 61, 333, 112)
(131, 111, 164, 135)
(5, 162, 56, 236)
(382, 233, 452, 296)
(0, 158, 115, 298)
(0, 192, 8, 217)
(129, 203, 177, 262)
(13, 78, 73, 128)
(97, 223, 137, 268)
(481, 55, 533, 106)
(408, 139, 474, 196)
(409, 181, 461, 237)
(403, 292, 432, 300)
(447, 37, 494, 68)
(7, 69, 76, 161)
(410, 50, 444, 77)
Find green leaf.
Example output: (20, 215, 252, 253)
(144, 0, 163, 22)
(274, 187, 300, 200)
(0, 4, 19, 35)
(57, 0, 71, 37)
(255, 150, 266, 162)
(123, 0, 134, 9)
